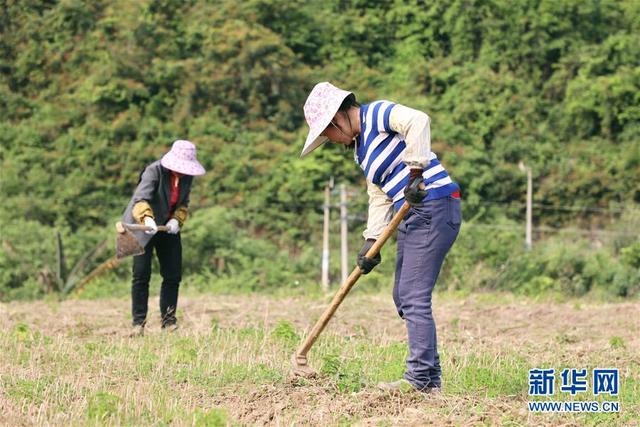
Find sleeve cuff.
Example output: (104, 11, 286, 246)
(132, 201, 154, 224)
(172, 206, 189, 227)
(405, 160, 428, 169)
(362, 230, 382, 240)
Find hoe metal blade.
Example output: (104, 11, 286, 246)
(115, 221, 145, 259)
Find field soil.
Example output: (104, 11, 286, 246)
(1, 292, 638, 426)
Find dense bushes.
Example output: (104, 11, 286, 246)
(440, 218, 640, 298)
(181, 206, 320, 292)
(3, 204, 636, 301)
(1, 0, 639, 300)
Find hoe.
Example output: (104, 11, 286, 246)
(115, 221, 169, 259)
(291, 203, 410, 377)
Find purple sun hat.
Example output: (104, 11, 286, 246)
(160, 140, 206, 176)
(300, 82, 353, 158)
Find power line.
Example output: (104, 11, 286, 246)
(531, 203, 639, 214)
(461, 223, 636, 237)
(345, 215, 637, 237)
(476, 200, 640, 214)
(336, 198, 639, 214)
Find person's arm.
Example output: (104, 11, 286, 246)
(131, 165, 159, 224)
(357, 181, 392, 274)
(389, 104, 431, 205)
(362, 180, 394, 240)
(389, 104, 431, 169)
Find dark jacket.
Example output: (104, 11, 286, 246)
(122, 160, 193, 248)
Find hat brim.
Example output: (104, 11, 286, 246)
(300, 90, 352, 158)
(160, 154, 206, 176)
(300, 133, 329, 158)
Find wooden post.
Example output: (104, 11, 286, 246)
(340, 184, 348, 284)
(526, 166, 533, 250)
(519, 162, 533, 250)
(321, 182, 331, 291)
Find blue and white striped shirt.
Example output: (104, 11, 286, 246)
(356, 100, 459, 210)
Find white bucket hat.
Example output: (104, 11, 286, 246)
(300, 82, 353, 158)
(160, 140, 206, 176)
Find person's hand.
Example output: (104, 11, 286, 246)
(166, 218, 180, 234)
(404, 168, 427, 206)
(143, 216, 158, 235)
(357, 239, 381, 274)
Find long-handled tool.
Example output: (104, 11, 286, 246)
(115, 221, 168, 259)
(291, 202, 411, 377)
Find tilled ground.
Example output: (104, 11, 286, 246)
(1, 292, 638, 426)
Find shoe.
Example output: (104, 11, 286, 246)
(377, 379, 418, 393)
(162, 323, 179, 332)
(424, 385, 442, 394)
(378, 379, 442, 394)
(130, 324, 144, 337)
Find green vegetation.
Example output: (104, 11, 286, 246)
(1, 294, 638, 425)
(1, 0, 639, 300)
(87, 392, 120, 423)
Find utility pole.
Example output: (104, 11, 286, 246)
(519, 162, 533, 250)
(340, 184, 349, 284)
(321, 177, 333, 291)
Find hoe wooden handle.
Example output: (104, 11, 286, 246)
(123, 224, 170, 232)
(115, 221, 169, 233)
(294, 202, 411, 365)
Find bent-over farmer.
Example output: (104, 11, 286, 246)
(301, 82, 461, 393)
(122, 140, 205, 336)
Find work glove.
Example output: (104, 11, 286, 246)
(166, 218, 180, 234)
(357, 238, 381, 274)
(143, 216, 158, 235)
(404, 168, 428, 206)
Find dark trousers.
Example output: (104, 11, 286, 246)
(393, 196, 461, 389)
(131, 233, 182, 327)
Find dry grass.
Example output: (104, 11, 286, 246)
(0, 292, 638, 426)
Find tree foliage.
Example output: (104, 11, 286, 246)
(1, 0, 638, 299)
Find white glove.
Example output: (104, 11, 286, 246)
(143, 217, 158, 235)
(166, 218, 180, 234)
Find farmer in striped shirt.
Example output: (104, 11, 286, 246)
(301, 82, 461, 393)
